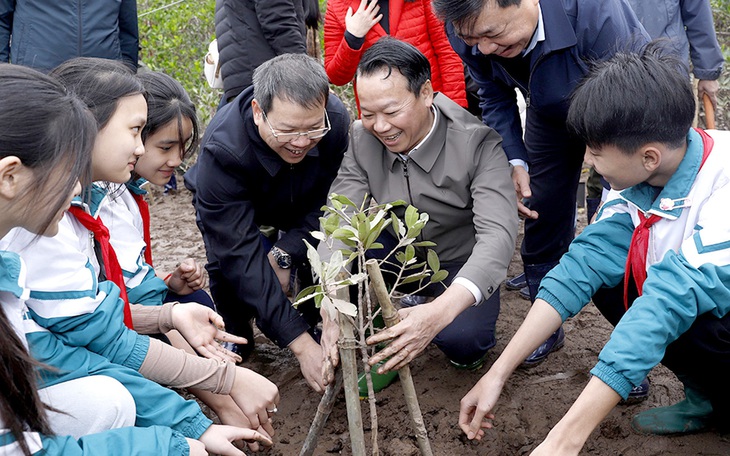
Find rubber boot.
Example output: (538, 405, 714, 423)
(522, 262, 563, 366)
(631, 383, 714, 435)
(523, 261, 560, 302)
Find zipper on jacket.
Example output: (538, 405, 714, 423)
(400, 158, 414, 205)
(400, 157, 427, 245)
(497, 52, 547, 109)
(290, 164, 294, 204)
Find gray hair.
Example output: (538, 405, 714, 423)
(252, 53, 329, 113)
(432, 0, 521, 35)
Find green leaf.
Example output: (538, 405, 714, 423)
(411, 241, 437, 247)
(305, 240, 323, 280)
(332, 298, 358, 317)
(404, 245, 415, 263)
(391, 213, 406, 238)
(293, 285, 321, 304)
(400, 273, 429, 285)
(311, 231, 326, 242)
(405, 205, 418, 228)
(395, 251, 406, 264)
(330, 193, 357, 208)
(320, 295, 337, 320)
(429, 269, 449, 284)
(427, 249, 440, 273)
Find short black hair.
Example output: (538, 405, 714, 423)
(252, 53, 329, 113)
(432, 0, 521, 36)
(567, 41, 694, 154)
(357, 37, 431, 96)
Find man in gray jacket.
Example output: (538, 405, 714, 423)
(322, 37, 517, 382)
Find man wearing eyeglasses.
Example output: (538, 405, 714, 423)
(185, 53, 350, 393)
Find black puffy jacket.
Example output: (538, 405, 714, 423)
(215, 0, 306, 100)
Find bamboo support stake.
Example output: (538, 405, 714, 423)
(299, 370, 343, 456)
(365, 259, 434, 456)
(339, 314, 366, 456)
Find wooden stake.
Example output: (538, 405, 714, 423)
(365, 259, 434, 456)
(339, 314, 366, 455)
(299, 370, 343, 456)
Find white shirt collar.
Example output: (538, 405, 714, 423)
(398, 104, 439, 160)
(523, 4, 545, 56)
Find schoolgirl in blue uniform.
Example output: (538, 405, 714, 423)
(102, 69, 271, 437)
(0, 57, 279, 443)
(0, 63, 259, 456)
(109, 70, 215, 312)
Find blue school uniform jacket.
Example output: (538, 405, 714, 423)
(0, 251, 207, 455)
(95, 183, 168, 306)
(0, 200, 150, 371)
(537, 129, 730, 398)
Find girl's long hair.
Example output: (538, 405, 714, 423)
(138, 70, 200, 164)
(0, 63, 96, 456)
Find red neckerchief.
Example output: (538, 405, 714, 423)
(130, 192, 153, 267)
(623, 128, 714, 309)
(68, 206, 134, 329)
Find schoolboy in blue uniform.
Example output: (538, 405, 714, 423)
(458, 43, 730, 453)
(432, 0, 650, 364)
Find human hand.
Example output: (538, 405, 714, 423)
(185, 438, 207, 456)
(698, 79, 719, 111)
(345, 0, 382, 39)
(208, 395, 274, 452)
(266, 253, 290, 294)
(458, 372, 504, 440)
(512, 165, 538, 219)
(171, 303, 248, 363)
(321, 308, 340, 386)
(290, 332, 326, 393)
(229, 367, 280, 438)
(198, 424, 273, 456)
(365, 301, 446, 373)
(166, 258, 208, 295)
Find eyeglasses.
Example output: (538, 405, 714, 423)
(261, 109, 331, 143)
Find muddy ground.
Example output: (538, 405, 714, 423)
(148, 180, 730, 456)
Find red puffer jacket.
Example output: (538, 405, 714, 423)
(324, 0, 467, 108)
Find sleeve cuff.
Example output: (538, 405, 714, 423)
(453, 277, 482, 305)
(509, 159, 529, 173)
(344, 31, 365, 50)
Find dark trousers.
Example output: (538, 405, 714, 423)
(521, 128, 585, 300)
(367, 232, 500, 365)
(593, 283, 730, 420)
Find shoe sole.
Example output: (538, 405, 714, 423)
(620, 395, 649, 405)
(520, 337, 565, 368)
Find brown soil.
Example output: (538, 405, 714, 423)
(149, 181, 730, 456)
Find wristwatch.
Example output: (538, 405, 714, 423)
(270, 246, 292, 269)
